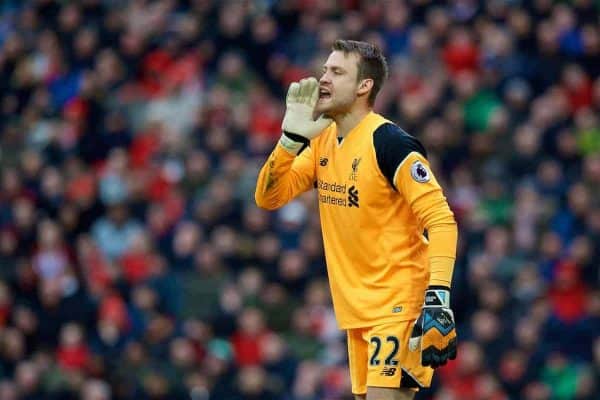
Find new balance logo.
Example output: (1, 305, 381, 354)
(348, 185, 359, 207)
(381, 367, 397, 376)
(319, 157, 328, 166)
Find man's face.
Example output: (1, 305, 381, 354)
(315, 51, 361, 117)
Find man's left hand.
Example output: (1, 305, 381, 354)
(408, 287, 457, 368)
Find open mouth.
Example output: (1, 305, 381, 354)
(319, 87, 331, 100)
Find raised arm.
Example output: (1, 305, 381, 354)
(255, 77, 332, 210)
(255, 142, 316, 210)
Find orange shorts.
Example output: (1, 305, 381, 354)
(347, 320, 434, 395)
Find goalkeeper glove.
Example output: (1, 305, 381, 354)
(279, 77, 332, 155)
(408, 286, 457, 368)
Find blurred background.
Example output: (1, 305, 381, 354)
(0, 0, 598, 399)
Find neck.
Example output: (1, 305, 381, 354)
(334, 106, 372, 138)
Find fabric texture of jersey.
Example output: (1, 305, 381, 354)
(256, 111, 456, 329)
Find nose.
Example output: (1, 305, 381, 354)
(319, 72, 330, 85)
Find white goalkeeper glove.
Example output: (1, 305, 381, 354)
(279, 77, 332, 155)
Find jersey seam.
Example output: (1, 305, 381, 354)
(371, 123, 395, 191)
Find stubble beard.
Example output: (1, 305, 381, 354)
(316, 96, 353, 119)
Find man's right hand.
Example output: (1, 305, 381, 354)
(279, 78, 332, 154)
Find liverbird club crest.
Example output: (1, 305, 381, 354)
(350, 157, 361, 181)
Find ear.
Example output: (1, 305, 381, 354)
(357, 78, 374, 97)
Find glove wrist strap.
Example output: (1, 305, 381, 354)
(424, 287, 450, 308)
(279, 131, 309, 155)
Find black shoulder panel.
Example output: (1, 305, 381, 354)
(373, 123, 427, 190)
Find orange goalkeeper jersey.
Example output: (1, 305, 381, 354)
(255, 112, 457, 329)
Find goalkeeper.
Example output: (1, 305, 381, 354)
(255, 40, 458, 400)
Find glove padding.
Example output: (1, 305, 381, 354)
(280, 77, 331, 154)
(408, 287, 457, 368)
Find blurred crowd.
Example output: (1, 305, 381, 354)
(0, 0, 598, 399)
